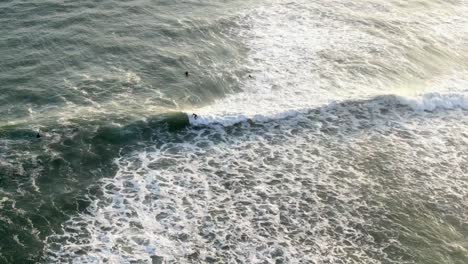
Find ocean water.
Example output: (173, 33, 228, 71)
(1, 0, 468, 263)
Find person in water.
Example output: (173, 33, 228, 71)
(185, 71, 189, 77)
(192, 113, 198, 120)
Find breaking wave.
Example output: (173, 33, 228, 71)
(45, 97, 468, 263)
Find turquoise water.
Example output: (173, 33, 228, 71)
(1, 0, 468, 263)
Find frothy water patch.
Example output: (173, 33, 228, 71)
(189, 0, 468, 126)
(45, 99, 468, 263)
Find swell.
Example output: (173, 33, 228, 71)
(0, 0, 251, 125)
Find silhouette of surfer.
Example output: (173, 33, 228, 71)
(192, 113, 198, 120)
(185, 71, 189, 77)
(36, 133, 41, 138)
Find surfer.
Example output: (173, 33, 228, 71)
(248, 74, 252, 78)
(192, 113, 198, 120)
(36, 133, 41, 138)
(185, 71, 189, 77)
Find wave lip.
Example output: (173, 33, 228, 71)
(186, 91, 468, 127)
(400, 92, 468, 111)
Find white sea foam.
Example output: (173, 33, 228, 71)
(45, 101, 468, 263)
(186, 0, 468, 126)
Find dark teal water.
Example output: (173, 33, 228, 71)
(1, 1, 249, 262)
(1, 0, 468, 263)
